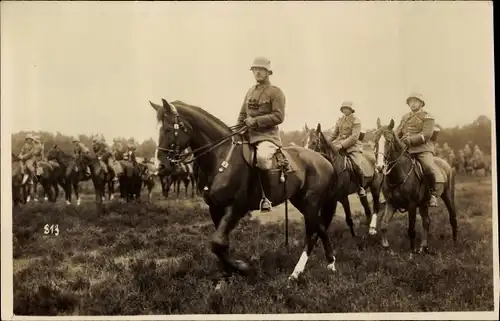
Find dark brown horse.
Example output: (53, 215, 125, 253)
(371, 118, 457, 253)
(304, 123, 383, 237)
(12, 154, 28, 206)
(164, 161, 196, 199)
(150, 98, 339, 280)
(47, 145, 91, 206)
(78, 152, 110, 211)
(137, 162, 157, 202)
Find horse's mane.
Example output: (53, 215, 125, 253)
(154, 99, 232, 133)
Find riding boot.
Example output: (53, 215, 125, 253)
(426, 170, 438, 207)
(351, 160, 366, 197)
(258, 171, 272, 212)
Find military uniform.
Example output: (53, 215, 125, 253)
(464, 144, 472, 161)
(18, 134, 43, 182)
(473, 145, 483, 164)
(329, 101, 366, 196)
(237, 57, 286, 211)
(92, 137, 123, 178)
(395, 92, 438, 206)
(73, 137, 91, 176)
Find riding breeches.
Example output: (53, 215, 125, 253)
(415, 152, 437, 190)
(24, 159, 36, 175)
(255, 141, 279, 170)
(347, 151, 366, 177)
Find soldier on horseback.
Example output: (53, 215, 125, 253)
(396, 93, 439, 207)
(237, 56, 286, 212)
(473, 144, 483, 166)
(91, 136, 123, 182)
(112, 139, 125, 161)
(442, 142, 451, 160)
(72, 137, 92, 178)
(18, 133, 43, 185)
(329, 101, 367, 197)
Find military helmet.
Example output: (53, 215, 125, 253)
(406, 92, 425, 107)
(340, 101, 355, 113)
(25, 133, 34, 141)
(250, 56, 273, 75)
(33, 135, 41, 143)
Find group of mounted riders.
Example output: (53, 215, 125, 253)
(434, 142, 486, 174)
(239, 56, 447, 211)
(14, 133, 157, 203)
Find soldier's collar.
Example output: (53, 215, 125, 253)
(255, 79, 271, 87)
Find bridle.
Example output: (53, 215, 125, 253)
(374, 128, 412, 188)
(156, 111, 248, 165)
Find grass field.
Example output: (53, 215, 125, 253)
(12, 175, 495, 315)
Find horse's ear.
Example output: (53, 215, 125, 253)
(304, 122, 309, 132)
(53, 144, 58, 149)
(388, 119, 395, 130)
(316, 123, 322, 132)
(376, 117, 381, 129)
(149, 101, 159, 111)
(162, 98, 179, 115)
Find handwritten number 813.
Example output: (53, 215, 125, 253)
(44, 224, 59, 236)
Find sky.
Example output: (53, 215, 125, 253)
(1, 1, 495, 143)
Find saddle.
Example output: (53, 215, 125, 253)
(408, 155, 447, 184)
(241, 142, 297, 174)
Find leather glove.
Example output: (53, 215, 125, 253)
(332, 143, 343, 152)
(244, 117, 257, 128)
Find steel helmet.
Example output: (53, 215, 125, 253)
(250, 57, 273, 75)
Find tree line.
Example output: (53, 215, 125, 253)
(12, 115, 491, 158)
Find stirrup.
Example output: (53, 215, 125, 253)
(428, 195, 438, 207)
(259, 198, 272, 212)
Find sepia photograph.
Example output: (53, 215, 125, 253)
(1, 1, 498, 320)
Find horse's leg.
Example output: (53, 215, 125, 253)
(184, 178, 189, 198)
(368, 177, 382, 235)
(407, 204, 418, 252)
(191, 174, 195, 198)
(52, 183, 59, 202)
(379, 201, 397, 248)
(289, 199, 329, 280)
(441, 177, 458, 243)
(339, 197, 356, 237)
(73, 180, 81, 206)
(210, 205, 251, 275)
(418, 205, 431, 253)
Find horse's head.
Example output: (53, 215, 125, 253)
(373, 117, 405, 168)
(46, 144, 61, 161)
(304, 122, 321, 151)
(150, 98, 194, 170)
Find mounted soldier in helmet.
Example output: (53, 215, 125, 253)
(237, 56, 286, 212)
(329, 101, 367, 197)
(112, 139, 125, 161)
(92, 135, 123, 182)
(72, 137, 92, 178)
(395, 93, 439, 207)
(473, 144, 483, 166)
(18, 133, 43, 185)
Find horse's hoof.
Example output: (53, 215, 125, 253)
(65, 201, 71, 205)
(233, 259, 251, 273)
(44, 197, 48, 202)
(381, 239, 389, 248)
(369, 228, 377, 236)
(288, 273, 299, 281)
(327, 262, 336, 272)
